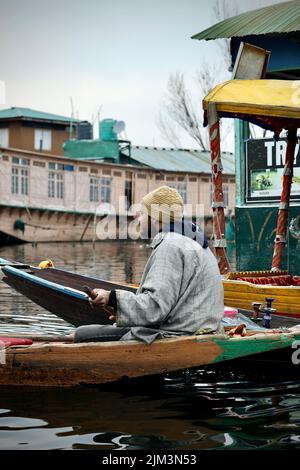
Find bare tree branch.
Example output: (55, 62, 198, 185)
(157, 111, 182, 148)
(164, 72, 209, 150)
(195, 62, 218, 97)
(157, 0, 238, 150)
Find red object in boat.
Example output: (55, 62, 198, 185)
(0, 337, 33, 347)
(224, 306, 238, 317)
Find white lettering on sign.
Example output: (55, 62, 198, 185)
(265, 141, 274, 167)
(264, 140, 300, 167)
(276, 141, 286, 166)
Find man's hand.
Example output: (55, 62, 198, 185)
(88, 288, 116, 322)
(89, 288, 110, 307)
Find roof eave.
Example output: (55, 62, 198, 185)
(0, 116, 78, 126)
(191, 30, 299, 41)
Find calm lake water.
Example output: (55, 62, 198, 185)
(0, 242, 300, 451)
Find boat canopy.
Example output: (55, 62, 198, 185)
(203, 79, 300, 136)
(204, 79, 300, 274)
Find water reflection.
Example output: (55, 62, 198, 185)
(1, 241, 149, 283)
(1, 370, 300, 450)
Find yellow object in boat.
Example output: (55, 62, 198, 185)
(38, 260, 54, 269)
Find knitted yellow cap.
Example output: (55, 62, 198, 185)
(141, 186, 184, 222)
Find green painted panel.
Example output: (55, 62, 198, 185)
(63, 140, 119, 161)
(212, 334, 300, 363)
(235, 206, 300, 274)
(234, 119, 249, 206)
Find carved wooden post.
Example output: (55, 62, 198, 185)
(272, 128, 297, 270)
(208, 102, 230, 275)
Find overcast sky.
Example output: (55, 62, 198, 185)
(0, 0, 287, 149)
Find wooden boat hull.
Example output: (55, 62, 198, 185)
(1, 331, 299, 387)
(223, 271, 300, 318)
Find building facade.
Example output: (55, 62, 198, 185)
(0, 107, 235, 244)
(0, 107, 78, 156)
(0, 146, 235, 243)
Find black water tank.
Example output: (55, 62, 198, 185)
(76, 121, 93, 140)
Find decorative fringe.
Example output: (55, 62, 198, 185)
(225, 269, 288, 280)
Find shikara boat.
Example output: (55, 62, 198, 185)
(2, 257, 300, 386)
(203, 79, 300, 317)
(1, 329, 300, 387)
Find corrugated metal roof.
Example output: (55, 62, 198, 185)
(130, 146, 235, 175)
(0, 107, 78, 123)
(192, 0, 300, 40)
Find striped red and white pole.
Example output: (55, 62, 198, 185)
(271, 128, 298, 271)
(208, 102, 230, 275)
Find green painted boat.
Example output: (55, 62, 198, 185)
(1, 329, 300, 387)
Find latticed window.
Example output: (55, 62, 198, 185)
(89, 177, 99, 202)
(100, 177, 111, 203)
(12, 157, 30, 166)
(21, 169, 29, 195)
(89, 177, 111, 203)
(11, 167, 19, 194)
(56, 173, 64, 199)
(169, 182, 187, 204)
(11, 157, 29, 195)
(48, 172, 64, 199)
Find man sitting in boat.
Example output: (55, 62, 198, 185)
(74, 186, 224, 344)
